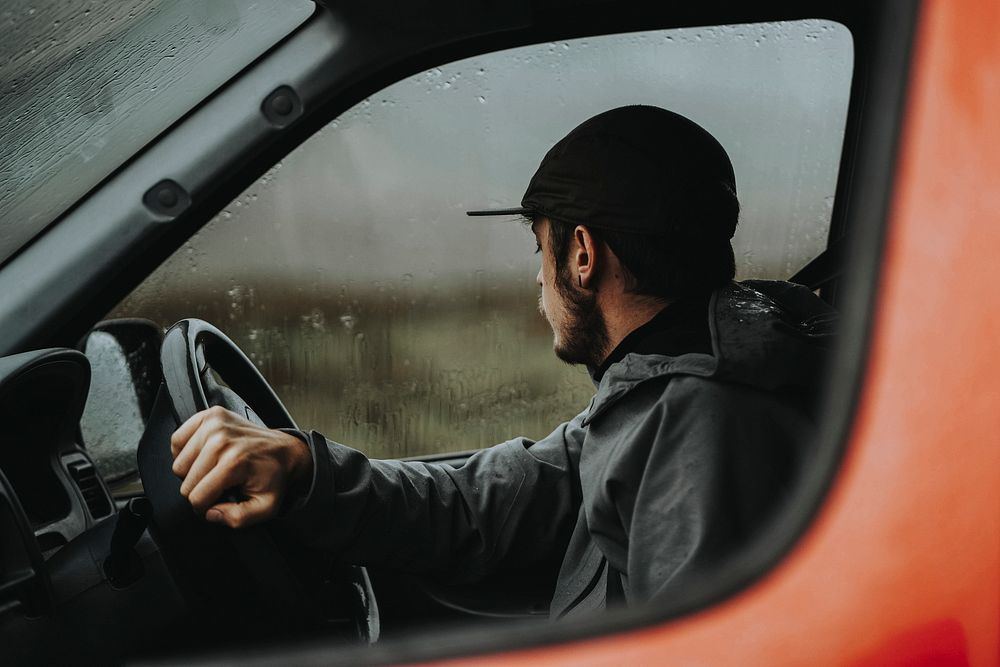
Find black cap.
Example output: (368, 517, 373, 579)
(467, 105, 738, 240)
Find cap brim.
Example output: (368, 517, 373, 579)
(466, 207, 534, 217)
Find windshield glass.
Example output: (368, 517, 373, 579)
(0, 0, 314, 265)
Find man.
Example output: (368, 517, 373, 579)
(170, 105, 835, 618)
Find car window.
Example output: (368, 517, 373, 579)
(0, 0, 314, 265)
(105, 20, 853, 465)
(79, 332, 146, 482)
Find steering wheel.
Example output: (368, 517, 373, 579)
(136, 318, 378, 643)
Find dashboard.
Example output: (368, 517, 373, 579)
(0, 349, 114, 596)
(2, 350, 115, 537)
(0, 348, 185, 664)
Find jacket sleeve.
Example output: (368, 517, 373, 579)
(282, 412, 586, 582)
(593, 375, 814, 604)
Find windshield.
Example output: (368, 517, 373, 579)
(0, 0, 314, 266)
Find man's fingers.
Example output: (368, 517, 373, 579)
(185, 454, 247, 514)
(173, 407, 237, 478)
(173, 421, 217, 481)
(169, 406, 293, 528)
(180, 435, 235, 499)
(171, 408, 215, 459)
(172, 424, 210, 479)
(205, 494, 277, 529)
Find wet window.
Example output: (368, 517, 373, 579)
(79, 332, 146, 481)
(110, 20, 853, 460)
(0, 0, 314, 264)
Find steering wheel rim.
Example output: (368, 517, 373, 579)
(137, 318, 378, 642)
(160, 318, 296, 432)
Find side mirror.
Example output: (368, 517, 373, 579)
(78, 319, 164, 490)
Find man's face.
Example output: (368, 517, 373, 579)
(533, 218, 568, 347)
(532, 217, 608, 368)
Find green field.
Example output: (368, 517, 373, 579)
(112, 278, 596, 459)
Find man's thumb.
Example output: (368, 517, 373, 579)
(206, 495, 273, 529)
(206, 502, 250, 528)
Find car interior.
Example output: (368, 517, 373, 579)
(0, 1, 916, 664)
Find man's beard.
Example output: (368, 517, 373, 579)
(549, 269, 609, 369)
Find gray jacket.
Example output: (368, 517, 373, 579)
(287, 280, 835, 618)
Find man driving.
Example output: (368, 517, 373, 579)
(170, 105, 835, 618)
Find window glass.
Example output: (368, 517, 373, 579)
(110, 20, 853, 460)
(0, 0, 314, 264)
(79, 332, 145, 482)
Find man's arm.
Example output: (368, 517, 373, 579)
(285, 422, 583, 580)
(171, 406, 585, 581)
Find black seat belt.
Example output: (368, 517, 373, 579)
(606, 562, 626, 607)
(790, 235, 846, 290)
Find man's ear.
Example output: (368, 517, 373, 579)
(574, 225, 599, 289)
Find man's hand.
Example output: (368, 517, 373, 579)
(170, 405, 313, 529)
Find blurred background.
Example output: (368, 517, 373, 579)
(110, 20, 853, 459)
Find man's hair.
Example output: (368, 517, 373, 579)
(545, 185, 739, 301)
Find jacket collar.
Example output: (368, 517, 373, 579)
(582, 352, 716, 425)
(581, 281, 835, 426)
(589, 290, 713, 383)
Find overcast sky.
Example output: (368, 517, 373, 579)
(151, 18, 854, 291)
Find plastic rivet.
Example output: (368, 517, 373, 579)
(272, 94, 293, 116)
(156, 188, 178, 208)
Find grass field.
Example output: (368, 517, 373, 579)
(112, 277, 596, 459)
